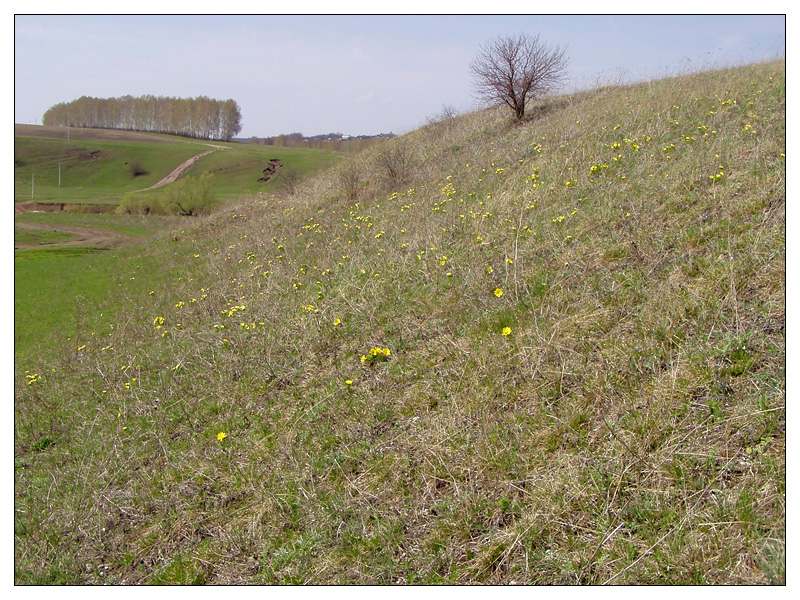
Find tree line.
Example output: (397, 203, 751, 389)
(246, 132, 394, 153)
(42, 95, 242, 141)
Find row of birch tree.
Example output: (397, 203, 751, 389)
(42, 95, 242, 141)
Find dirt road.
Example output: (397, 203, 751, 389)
(136, 149, 213, 191)
(14, 221, 132, 250)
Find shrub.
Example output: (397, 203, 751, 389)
(128, 160, 148, 177)
(117, 192, 166, 215)
(375, 142, 413, 188)
(335, 163, 363, 202)
(161, 172, 219, 216)
(278, 167, 302, 196)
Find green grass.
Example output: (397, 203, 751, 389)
(13, 217, 199, 362)
(15, 133, 344, 205)
(14, 225, 80, 246)
(14, 136, 210, 203)
(15, 211, 183, 238)
(191, 144, 344, 199)
(14, 60, 785, 585)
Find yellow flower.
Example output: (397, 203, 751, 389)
(345, 380, 353, 385)
(217, 432, 227, 441)
(494, 288, 503, 297)
(502, 327, 512, 336)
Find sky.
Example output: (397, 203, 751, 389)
(14, 13, 786, 139)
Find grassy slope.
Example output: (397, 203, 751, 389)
(192, 144, 344, 200)
(14, 131, 343, 204)
(14, 61, 785, 584)
(14, 136, 211, 203)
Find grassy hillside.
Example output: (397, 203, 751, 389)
(14, 61, 785, 584)
(190, 144, 344, 200)
(14, 126, 343, 205)
(14, 134, 211, 204)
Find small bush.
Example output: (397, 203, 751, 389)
(335, 163, 363, 202)
(278, 167, 302, 196)
(128, 160, 148, 177)
(117, 192, 167, 215)
(375, 142, 413, 188)
(425, 104, 459, 130)
(161, 172, 219, 216)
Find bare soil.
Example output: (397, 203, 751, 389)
(135, 150, 215, 191)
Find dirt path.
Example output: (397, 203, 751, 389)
(134, 143, 230, 191)
(14, 221, 132, 250)
(135, 149, 214, 191)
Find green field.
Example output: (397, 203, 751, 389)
(190, 143, 344, 199)
(14, 62, 785, 585)
(14, 136, 210, 203)
(15, 211, 180, 238)
(14, 125, 344, 205)
(14, 224, 80, 246)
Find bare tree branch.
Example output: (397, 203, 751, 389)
(471, 34, 569, 120)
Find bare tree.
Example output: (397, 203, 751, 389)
(470, 34, 569, 121)
(376, 141, 413, 188)
(424, 104, 460, 134)
(278, 167, 302, 196)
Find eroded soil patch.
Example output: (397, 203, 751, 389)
(258, 159, 283, 182)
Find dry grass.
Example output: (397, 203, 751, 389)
(15, 60, 784, 584)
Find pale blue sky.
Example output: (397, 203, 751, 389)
(14, 14, 786, 138)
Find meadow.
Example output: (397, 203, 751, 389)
(14, 125, 344, 204)
(14, 132, 209, 204)
(14, 60, 785, 584)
